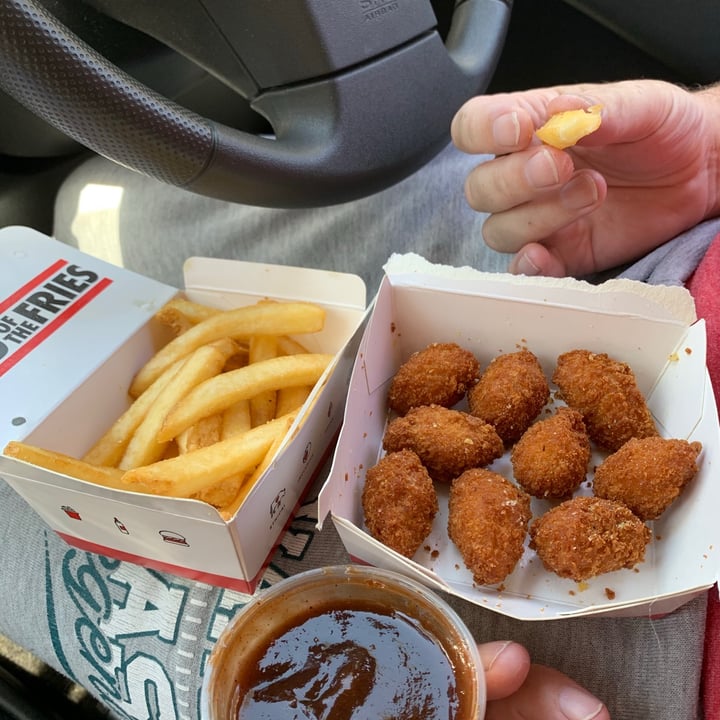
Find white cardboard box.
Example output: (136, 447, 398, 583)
(320, 253, 720, 620)
(0, 226, 366, 593)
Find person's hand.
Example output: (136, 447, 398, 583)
(451, 79, 720, 277)
(480, 641, 610, 719)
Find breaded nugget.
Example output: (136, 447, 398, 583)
(593, 436, 702, 520)
(362, 449, 438, 558)
(511, 407, 590, 499)
(530, 496, 651, 581)
(448, 468, 532, 585)
(383, 404, 504, 483)
(552, 349, 657, 452)
(467, 348, 550, 445)
(387, 342, 479, 416)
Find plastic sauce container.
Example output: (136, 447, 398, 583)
(201, 564, 486, 719)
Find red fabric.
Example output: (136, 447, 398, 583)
(687, 233, 720, 720)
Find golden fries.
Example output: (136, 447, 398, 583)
(4, 441, 154, 494)
(219, 414, 296, 520)
(2, 297, 333, 517)
(129, 301, 325, 397)
(122, 415, 292, 497)
(276, 385, 312, 417)
(81, 357, 185, 467)
(248, 335, 279, 427)
(119, 338, 238, 470)
(154, 297, 220, 335)
(536, 105, 602, 150)
(158, 353, 333, 442)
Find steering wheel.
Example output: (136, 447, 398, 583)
(0, 0, 510, 207)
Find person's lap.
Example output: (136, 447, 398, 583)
(0, 145, 708, 719)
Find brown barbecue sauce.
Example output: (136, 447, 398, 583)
(231, 599, 472, 720)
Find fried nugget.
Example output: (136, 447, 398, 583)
(387, 342, 480, 416)
(552, 349, 657, 452)
(530, 496, 651, 582)
(593, 436, 702, 520)
(448, 468, 532, 585)
(467, 348, 550, 445)
(383, 404, 504, 484)
(362, 449, 438, 558)
(511, 407, 590, 499)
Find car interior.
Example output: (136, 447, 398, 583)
(0, 0, 718, 717)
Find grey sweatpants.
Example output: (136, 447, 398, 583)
(1, 144, 715, 720)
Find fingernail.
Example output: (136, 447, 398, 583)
(561, 174, 598, 210)
(525, 149, 559, 189)
(485, 640, 513, 671)
(559, 687, 605, 720)
(492, 111, 520, 148)
(514, 253, 541, 276)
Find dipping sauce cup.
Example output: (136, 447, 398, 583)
(201, 564, 486, 719)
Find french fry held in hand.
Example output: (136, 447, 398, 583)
(536, 104, 602, 150)
(2, 296, 332, 516)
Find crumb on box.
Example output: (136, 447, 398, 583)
(685, 347, 693, 355)
(605, 587, 616, 600)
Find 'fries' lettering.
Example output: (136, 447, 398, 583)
(0, 262, 109, 376)
(13, 264, 100, 324)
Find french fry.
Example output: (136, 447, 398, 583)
(154, 297, 220, 334)
(249, 335, 279, 427)
(82, 357, 186, 467)
(219, 414, 296, 519)
(121, 416, 292, 497)
(223, 348, 249, 372)
(275, 385, 312, 417)
(277, 335, 310, 355)
(129, 302, 326, 397)
(192, 472, 246, 508)
(222, 400, 252, 438)
(176, 414, 222, 454)
(536, 104, 603, 150)
(158, 353, 333, 442)
(119, 338, 238, 470)
(10, 295, 332, 513)
(4, 441, 154, 494)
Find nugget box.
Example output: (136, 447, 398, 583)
(320, 253, 720, 620)
(0, 226, 366, 592)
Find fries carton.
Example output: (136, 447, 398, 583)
(0, 226, 367, 592)
(320, 253, 720, 620)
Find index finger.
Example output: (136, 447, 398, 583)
(451, 90, 558, 155)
